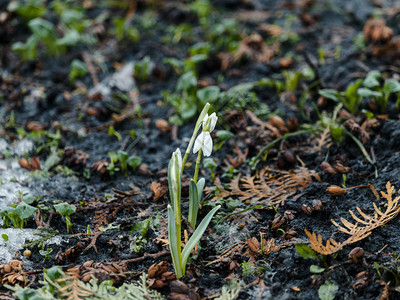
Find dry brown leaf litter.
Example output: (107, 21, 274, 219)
(209, 166, 320, 207)
(305, 181, 400, 255)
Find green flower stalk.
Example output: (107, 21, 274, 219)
(167, 103, 220, 279)
(181, 103, 210, 177)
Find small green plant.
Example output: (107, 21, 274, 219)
(374, 253, 400, 286)
(358, 70, 400, 113)
(203, 157, 217, 182)
(164, 71, 199, 125)
(107, 150, 141, 176)
(240, 261, 265, 277)
(319, 79, 362, 114)
(0, 194, 38, 228)
(112, 16, 140, 42)
(69, 59, 88, 84)
(108, 125, 122, 141)
(10, 1, 95, 61)
(134, 56, 153, 82)
(216, 280, 242, 300)
(7, 0, 46, 22)
(319, 70, 400, 114)
(168, 103, 220, 279)
(39, 247, 53, 262)
(54, 202, 76, 234)
(129, 218, 151, 253)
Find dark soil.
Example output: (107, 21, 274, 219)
(1, 0, 400, 299)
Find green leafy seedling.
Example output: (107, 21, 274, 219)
(203, 158, 217, 182)
(0, 201, 37, 229)
(54, 203, 76, 234)
(69, 59, 88, 84)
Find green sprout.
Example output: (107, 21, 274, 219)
(167, 103, 220, 279)
(54, 203, 76, 234)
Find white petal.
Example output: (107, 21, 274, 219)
(193, 132, 204, 154)
(209, 113, 218, 132)
(202, 132, 213, 156)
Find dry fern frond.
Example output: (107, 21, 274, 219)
(306, 181, 400, 255)
(55, 268, 96, 300)
(304, 230, 342, 255)
(315, 127, 333, 151)
(209, 167, 319, 207)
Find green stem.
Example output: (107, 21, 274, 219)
(181, 103, 210, 176)
(176, 221, 182, 278)
(193, 148, 202, 183)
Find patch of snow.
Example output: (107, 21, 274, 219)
(0, 229, 63, 263)
(89, 61, 137, 97)
(0, 159, 31, 211)
(14, 139, 34, 156)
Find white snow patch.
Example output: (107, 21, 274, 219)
(0, 229, 63, 263)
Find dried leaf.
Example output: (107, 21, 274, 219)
(306, 181, 400, 255)
(209, 167, 318, 207)
(150, 181, 167, 201)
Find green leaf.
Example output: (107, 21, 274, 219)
(2, 234, 8, 241)
(11, 36, 38, 61)
(203, 157, 217, 170)
(39, 248, 53, 257)
(69, 59, 88, 83)
(130, 219, 150, 237)
(54, 203, 76, 217)
(383, 79, 400, 95)
(310, 265, 325, 273)
(168, 149, 182, 215)
(318, 280, 338, 300)
(329, 124, 344, 144)
(23, 194, 36, 204)
(167, 205, 183, 278)
(177, 72, 197, 92)
(216, 130, 234, 141)
(108, 126, 122, 141)
(43, 150, 59, 171)
(16, 202, 37, 220)
(179, 99, 197, 121)
(318, 89, 339, 102)
(57, 29, 80, 46)
(363, 70, 381, 88)
(196, 178, 205, 200)
(181, 205, 220, 273)
(357, 88, 382, 98)
(343, 79, 362, 113)
(188, 180, 200, 229)
(295, 244, 319, 260)
(28, 18, 56, 40)
(197, 86, 220, 104)
(7, 0, 46, 22)
(127, 155, 141, 171)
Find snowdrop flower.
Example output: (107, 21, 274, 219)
(193, 113, 218, 156)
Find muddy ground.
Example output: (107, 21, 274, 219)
(1, 0, 400, 299)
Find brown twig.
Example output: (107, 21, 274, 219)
(122, 251, 170, 264)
